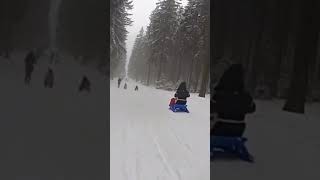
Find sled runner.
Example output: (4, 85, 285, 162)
(210, 136, 254, 163)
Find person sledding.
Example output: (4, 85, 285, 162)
(211, 63, 256, 162)
(169, 82, 190, 113)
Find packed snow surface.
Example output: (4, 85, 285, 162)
(111, 80, 210, 180)
(0, 53, 107, 179)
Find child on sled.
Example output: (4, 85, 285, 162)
(211, 64, 256, 162)
(169, 82, 190, 112)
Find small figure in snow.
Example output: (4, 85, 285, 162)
(174, 82, 190, 105)
(79, 75, 91, 92)
(124, 83, 127, 89)
(118, 77, 122, 88)
(134, 85, 139, 91)
(211, 64, 256, 137)
(44, 67, 54, 88)
(24, 50, 37, 85)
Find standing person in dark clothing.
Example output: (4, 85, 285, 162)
(44, 67, 54, 88)
(211, 64, 256, 137)
(118, 78, 122, 88)
(124, 83, 127, 89)
(24, 51, 37, 85)
(174, 82, 190, 105)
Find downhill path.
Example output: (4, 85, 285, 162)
(0, 53, 108, 180)
(110, 80, 210, 180)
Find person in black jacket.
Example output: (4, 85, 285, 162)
(118, 78, 122, 88)
(24, 51, 37, 85)
(174, 82, 190, 105)
(211, 64, 255, 137)
(44, 67, 54, 88)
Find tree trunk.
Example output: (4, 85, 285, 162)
(199, 59, 210, 97)
(194, 67, 201, 93)
(147, 62, 151, 86)
(157, 60, 162, 81)
(187, 58, 195, 90)
(175, 54, 183, 82)
(283, 0, 319, 113)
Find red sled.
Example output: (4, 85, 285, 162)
(169, 98, 176, 106)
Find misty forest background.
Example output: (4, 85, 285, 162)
(2, 0, 318, 111)
(0, 0, 107, 74)
(111, 0, 320, 108)
(212, 0, 320, 114)
(111, 0, 210, 97)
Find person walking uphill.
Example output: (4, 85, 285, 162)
(174, 82, 190, 105)
(118, 78, 122, 88)
(24, 50, 37, 85)
(211, 64, 256, 137)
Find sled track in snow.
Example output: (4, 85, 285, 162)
(153, 136, 181, 180)
(110, 80, 210, 180)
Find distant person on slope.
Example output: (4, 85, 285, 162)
(211, 64, 256, 137)
(118, 78, 122, 88)
(44, 67, 54, 88)
(174, 82, 190, 105)
(79, 75, 91, 92)
(24, 50, 37, 85)
(124, 83, 127, 89)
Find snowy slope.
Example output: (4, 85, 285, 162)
(212, 100, 320, 180)
(0, 54, 108, 179)
(110, 80, 210, 180)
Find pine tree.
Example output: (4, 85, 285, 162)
(110, 0, 133, 78)
(148, 0, 180, 82)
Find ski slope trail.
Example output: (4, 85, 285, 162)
(0, 54, 108, 180)
(110, 80, 210, 180)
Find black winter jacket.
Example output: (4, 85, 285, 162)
(212, 90, 255, 121)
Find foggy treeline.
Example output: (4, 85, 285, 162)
(212, 0, 320, 113)
(0, 0, 107, 72)
(127, 0, 210, 97)
(110, 0, 133, 78)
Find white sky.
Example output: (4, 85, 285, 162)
(125, 0, 188, 75)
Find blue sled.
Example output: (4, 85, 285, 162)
(210, 136, 254, 163)
(169, 104, 189, 113)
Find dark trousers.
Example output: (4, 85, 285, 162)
(211, 121, 246, 137)
(176, 100, 187, 105)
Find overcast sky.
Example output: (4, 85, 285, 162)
(125, 0, 188, 73)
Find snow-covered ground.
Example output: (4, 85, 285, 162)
(212, 100, 320, 180)
(3, 52, 318, 180)
(110, 80, 210, 180)
(0, 53, 108, 179)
